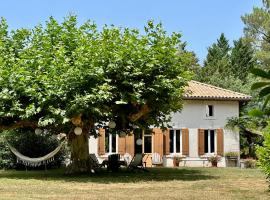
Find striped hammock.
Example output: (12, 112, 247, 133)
(8, 142, 64, 167)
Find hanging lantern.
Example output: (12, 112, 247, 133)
(108, 121, 116, 129)
(74, 127, 82, 135)
(35, 128, 42, 135)
(136, 139, 142, 145)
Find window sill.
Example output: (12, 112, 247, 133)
(166, 154, 186, 158)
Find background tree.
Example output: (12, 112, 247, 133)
(0, 16, 195, 173)
(198, 33, 231, 83)
(230, 38, 255, 82)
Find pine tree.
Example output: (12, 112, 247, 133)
(199, 33, 231, 82)
(230, 38, 255, 82)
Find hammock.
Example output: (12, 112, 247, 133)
(8, 142, 64, 167)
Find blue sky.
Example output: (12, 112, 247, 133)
(0, 0, 262, 64)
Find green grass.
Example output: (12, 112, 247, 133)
(0, 167, 269, 200)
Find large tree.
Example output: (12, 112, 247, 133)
(230, 38, 255, 82)
(0, 16, 194, 173)
(198, 33, 231, 82)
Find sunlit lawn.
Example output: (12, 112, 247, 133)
(0, 167, 269, 200)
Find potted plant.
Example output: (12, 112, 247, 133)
(225, 152, 239, 167)
(225, 152, 239, 159)
(207, 155, 221, 167)
(173, 155, 182, 167)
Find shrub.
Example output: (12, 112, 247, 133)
(244, 159, 257, 168)
(0, 129, 68, 170)
(225, 151, 239, 157)
(257, 129, 270, 186)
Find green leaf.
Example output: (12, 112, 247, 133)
(248, 109, 264, 117)
(251, 82, 270, 90)
(250, 68, 270, 79)
(259, 86, 270, 97)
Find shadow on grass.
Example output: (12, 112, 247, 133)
(0, 167, 217, 183)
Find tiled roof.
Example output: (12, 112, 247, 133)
(184, 81, 251, 101)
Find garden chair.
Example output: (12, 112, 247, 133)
(152, 152, 163, 167)
(89, 153, 104, 172)
(127, 153, 148, 172)
(123, 153, 132, 166)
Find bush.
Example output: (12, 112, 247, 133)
(244, 159, 257, 168)
(225, 151, 239, 157)
(0, 129, 68, 170)
(257, 129, 270, 186)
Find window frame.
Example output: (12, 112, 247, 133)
(204, 129, 217, 155)
(105, 129, 118, 154)
(169, 129, 182, 155)
(206, 105, 214, 117)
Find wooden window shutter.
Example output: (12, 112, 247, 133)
(98, 128, 105, 155)
(125, 134, 134, 156)
(217, 128, 224, 156)
(153, 128, 164, 157)
(163, 129, 170, 155)
(118, 136, 126, 155)
(182, 128, 189, 156)
(198, 129, 205, 156)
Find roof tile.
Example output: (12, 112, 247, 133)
(184, 81, 251, 101)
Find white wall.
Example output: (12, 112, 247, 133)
(169, 100, 239, 129)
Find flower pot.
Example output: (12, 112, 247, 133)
(173, 158, 180, 167)
(211, 161, 218, 167)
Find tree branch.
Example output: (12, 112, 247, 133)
(0, 120, 38, 131)
(128, 104, 151, 122)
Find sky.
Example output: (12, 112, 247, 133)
(0, 0, 262, 64)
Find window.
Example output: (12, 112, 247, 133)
(144, 134, 152, 153)
(105, 129, 117, 154)
(206, 105, 214, 117)
(204, 130, 215, 153)
(169, 129, 182, 154)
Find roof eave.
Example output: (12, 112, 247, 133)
(183, 96, 252, 101)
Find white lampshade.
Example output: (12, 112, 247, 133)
(108, 121, 116, 129)
(136, 139, 142, 145)
(35, 128, 42, 135)
(74, 127, 82, 135)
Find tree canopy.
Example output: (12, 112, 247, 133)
(0, 15, 195, 134)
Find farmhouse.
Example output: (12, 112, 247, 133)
(89, 81, 251, 167)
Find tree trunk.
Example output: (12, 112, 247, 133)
(65, 127, 92, 174)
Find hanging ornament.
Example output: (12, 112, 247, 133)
(74, 127, 82, 135)
(108, 121, 116, 129)
(136, 139, 142, 145)
(35, 128, 42, 135)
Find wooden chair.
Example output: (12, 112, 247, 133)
(123, 153, 132, 166)
(152, 152, 163, 167)
(127, 153, 148, 172)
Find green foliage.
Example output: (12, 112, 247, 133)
(0, 16, 194, 134)
(198, 33, 231, 83)
(225, 152, 239, 157)
(0, 129, 67, 169)
(257, 127, 270, 183)
(230, 38, 255, 82)
(244, 159, 257, 168)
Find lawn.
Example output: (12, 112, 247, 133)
(0, 167, 269, 200)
